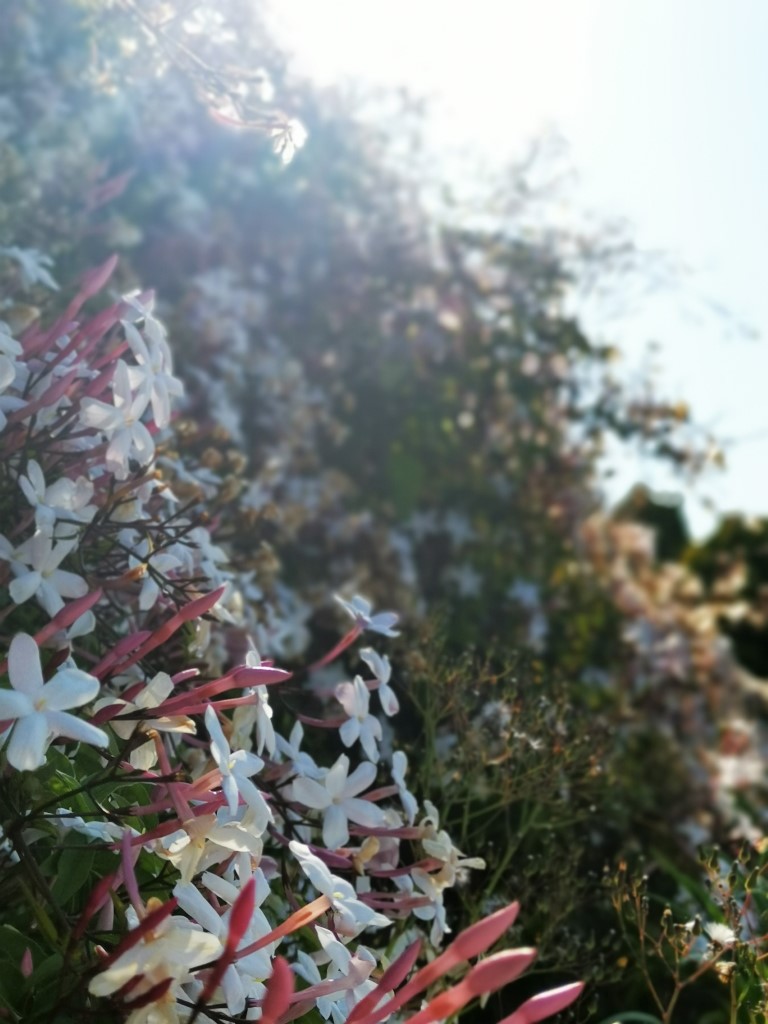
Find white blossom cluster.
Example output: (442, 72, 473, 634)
(0, 263, 584, 1024)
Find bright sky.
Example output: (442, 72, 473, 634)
(271, 0, 768, 537)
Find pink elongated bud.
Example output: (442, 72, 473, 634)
(87, 170, 135, 211)
(20, 948, 33, 978)
(171, 668, 201, 685)
(348, 901, 522, 1024)
(44, 308, 120, 376)
(72, 872, 118, 941)
(61, 255, 119, 324)
(228, 664, 292, 686)
(163, 693, 265, 716)
(35, 589, 103, 644)
(194, 876, 256, 1014)
(237, 895, 331, 959)
(155, 665, 291, 717)
(226, 876, 256, 952)
(0, 589, 102, 675)
(111, 586, 226, 674)
(258, 956, 294, 1024)
(7, 368, 78, 424)
(192, 876, 256, 1011)
(446, 900, 521, 962)
(345, 939, 422, 1024)
(404, 949, 538, 1024)
(498, 981, 585, 1024)
(92, 631, 152, 682)
(295, 712, 346, 729)
(309, 625, 362, 670)
(121, 829, 143, 916)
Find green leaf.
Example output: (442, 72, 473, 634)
(50, 840, 96, 905)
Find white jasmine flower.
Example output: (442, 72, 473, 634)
(18, 459, 96, 532)
(0, 633, 107, 771)
(80, 359, 154, 479)
(187, 868, 275, 1008)
(127, 541, 183, 612)
(360, 647, 399, 716)
(334, 594, 400, 637)
(0, 246, 59, 290)
(418, 800, 485, 886)
(231, 648, 276, 756)
(295, 927, 377, 1023)
(159, 808, 265, 884)
(205, 704, 267, 817)
(290, 754, 386, 850)
(408, 868, 449, 946)
(98, 671, 195, 770)
(3, 529, 88, 617)
(88, 900, 221, 1001)
(121, 317, 184, 430)
(335, 676, 382, 762)
(51, 809, 137, 844)
(391, 751, 418, 824)
(289, 841, 390, 936)
(275, 721, 323, 780)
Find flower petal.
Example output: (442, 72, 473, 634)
(7, 713, 49, 770)
(292, 776, 331, 811)
(325, 754, 351, 799)
(43, 669, 100, 710)
(0, 689, 33, 719)
(45, 710, 108, 748)
(49, 570, 88, 599)
(342, 759, 377, 798)
(8, 634, 44, 695)
(344, 797, 386, 829)
(9, 571, 42, 606)
(339, 717, 360, 749)
(323, 804, 349, 849)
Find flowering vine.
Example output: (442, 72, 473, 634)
(0, 260, 582, 1023)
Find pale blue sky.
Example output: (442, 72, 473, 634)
(273, 0, 768, 536)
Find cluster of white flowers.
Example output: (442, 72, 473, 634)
(0, 262, 583, 1024)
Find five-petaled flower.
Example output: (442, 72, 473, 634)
(290, 753, 386, 849)
(0, 633, 108, 771)
(360, 647, 399, 716)
(205, 703, 267, 817)
(334, 594, 400, 637)
(335, 675, 382, 762)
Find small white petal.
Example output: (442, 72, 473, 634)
(222, 774, 240, 815)
(174, 882, 224, 937)
(8, 634, 44, 695)
(9, 571, 42, 606)
(323, 804, 349, 849)
(325, 755, 351, 799)
(339, 718, 360, 749)
(7, 713, 49, 770)
(36, 581, 65, 617)
(0, 690, 33, 718)
(49, 569, 88, 599)
(344, 798, 386, 829)
(42, 669, 100, 711)
(292, 775, 331, 811)
(45, 711, 108, 747)
(342, 760, 377, 798)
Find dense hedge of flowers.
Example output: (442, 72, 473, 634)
(0, 263, 583, 1022)
(3, 2, 768, 1021)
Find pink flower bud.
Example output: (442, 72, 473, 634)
(20, 948, 32, 978)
